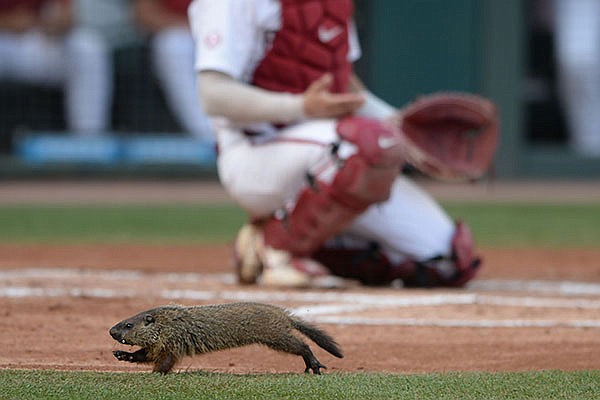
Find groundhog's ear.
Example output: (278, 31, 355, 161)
(144, 314, 155, 325)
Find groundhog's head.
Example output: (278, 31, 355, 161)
(109, 306, 181, 348)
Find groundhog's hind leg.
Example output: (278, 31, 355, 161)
(301, 352, 327, 375)
(265, 336, 327, 374)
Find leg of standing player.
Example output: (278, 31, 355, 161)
(555, 0, 600, 156)
(63, 27, 113, 134)
(151, 27, 214, 141)
(0, 28, 111, 135)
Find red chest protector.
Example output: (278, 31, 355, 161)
(252, 0, 353, 94)
(162, 0, 191, 16)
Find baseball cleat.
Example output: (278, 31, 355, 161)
(256, 239, 348, 289)
(233, 222, 349, 288)
(232, 223, 263, 284)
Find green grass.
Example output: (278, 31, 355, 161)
(0, 203, 598, 247)
(1, 370, 599, 400)
(445, 203, 600, 247)
(0, 204, 246, 244)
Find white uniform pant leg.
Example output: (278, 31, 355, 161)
(0, 29, 111, 134)
(217, 120, 339, 217)
(63, 28, 112, 134)
(0, 30, 65, 84)
(151, 27, 214, 141)
(346, 176, 455, 264)
(555, 0, 600, 156)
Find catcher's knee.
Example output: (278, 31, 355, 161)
(336, 116, 404, 168)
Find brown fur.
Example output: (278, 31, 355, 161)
(109, 302, 343, 374)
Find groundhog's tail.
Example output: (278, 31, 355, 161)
(292, 318, 343, 358)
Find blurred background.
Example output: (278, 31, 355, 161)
(1, 0, 600, 179)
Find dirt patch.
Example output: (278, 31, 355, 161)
(1, 244, 600, 374)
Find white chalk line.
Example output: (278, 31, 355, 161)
(470, 279, 600, 297)
(4, 268, 600, 296)
(3, 285, 600, 310)
(311, 316, 600, 329)
(2, 268, 600, 329)
(0, 268, 236, 285)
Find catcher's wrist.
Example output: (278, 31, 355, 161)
(356, 90, 397, 120)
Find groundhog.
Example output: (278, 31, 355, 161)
(109, 302, 343, 374)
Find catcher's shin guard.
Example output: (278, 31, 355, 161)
(313, 221, 481, 287)
(263, 117, 404, 256)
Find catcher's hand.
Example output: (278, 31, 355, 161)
(395, 92, 499, 181)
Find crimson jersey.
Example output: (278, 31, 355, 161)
(161, 0, 191, 16)
(0, 0, 66, 12)
(252, 0, 353, 94)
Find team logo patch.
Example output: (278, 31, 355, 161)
(203, 31, 222, 49)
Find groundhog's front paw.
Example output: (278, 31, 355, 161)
(113, 350, 136, 362)
(113, 348, 148, 363)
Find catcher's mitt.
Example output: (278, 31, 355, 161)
(397, 92, 499, 181)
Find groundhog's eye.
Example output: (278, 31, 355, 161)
(144, 315, 155, 325)
(125, 322, 133, 329)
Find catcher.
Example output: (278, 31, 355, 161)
(189, 0, 499, 288)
